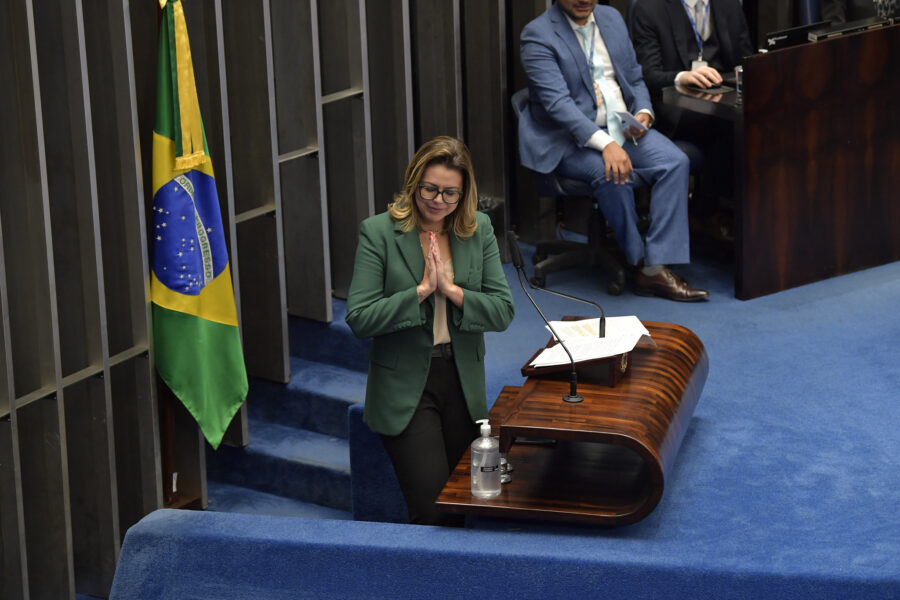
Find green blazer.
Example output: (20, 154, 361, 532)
(346, 211, 515, 436)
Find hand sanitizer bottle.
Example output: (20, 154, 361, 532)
(471, 419, 501, 498)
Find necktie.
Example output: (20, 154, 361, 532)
(575, 23, 625, 146)
(691, 0, 710, 41)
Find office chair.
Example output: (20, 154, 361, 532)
(511, 89, 703, 295)
(511, 88, 627, 295)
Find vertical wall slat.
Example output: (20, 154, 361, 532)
(18, 396, 74, 599)
(366, 0, 415, 212)
(220, 0, 290, 383)
(462, 0, 510, 255)
(33, 0, 104, 379)
(89, 0, 163, 537)
(319, 0, 373, 299)
(411, 0, 463, 142)
(7, 0, 75, 598)
(272, 0, 332, 322)
(63, 377, 118, 596)
(0, 417, 28, 600)
(110, 354, 159, 538)
(32, 0, 123, 594)
(0, 218, 27, 598)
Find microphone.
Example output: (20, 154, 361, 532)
(506, 231, 583, 403)
(506, 232, 606, 338)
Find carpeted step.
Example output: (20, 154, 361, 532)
(288, 299, 370, 373)
(248, 357, 365, 439)
(207, 419, 351, 511)
(206, 480, 352, 520)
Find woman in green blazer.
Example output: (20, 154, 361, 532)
(346, 137, 514, 525)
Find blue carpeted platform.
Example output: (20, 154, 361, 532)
(111, 508, 900, 599)
(207, 481, 351, 520)
(118, 245, 900, 599)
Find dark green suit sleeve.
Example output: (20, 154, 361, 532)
(346, 216, 426, 340)
(451, 214, 515, 334)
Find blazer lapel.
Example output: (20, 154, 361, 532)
(394, 222, 425, 285)
(667, 0, 694, 69)
(550, 4, 594, 99)
(449, 231, 472, 288)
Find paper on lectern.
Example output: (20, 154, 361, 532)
(546, 316, 649, 341)
(528, 316, 650, 368)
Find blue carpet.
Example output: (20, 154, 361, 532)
(134, 243, 900, 598)
(353, 242, 900, 583)
(207, 481, 351, 520)
(112, 508, 900, 599)
(207, 419, 351, 510)
(478, 246, 900, 582)
(247, 357, 366, 438)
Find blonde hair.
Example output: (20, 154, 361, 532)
(388, 136, 478, 238)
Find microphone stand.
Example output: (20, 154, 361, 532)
(514, 267, 583, 403)
(522, 280, 606, 338)
(507, 232, 583, 403)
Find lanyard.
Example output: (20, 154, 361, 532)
(587, 21, 596, 73)
(680, 0, 710, 60)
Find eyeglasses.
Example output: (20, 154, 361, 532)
(417, 184, 462, 205)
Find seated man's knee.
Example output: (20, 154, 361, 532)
(675, 148, 690, 172)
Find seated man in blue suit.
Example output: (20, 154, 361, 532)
(519, 0, 708, 301)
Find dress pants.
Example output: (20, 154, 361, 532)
(380, 354, 478, 526)
(555, 129, 690, 267)
(672, 111, 734, 219)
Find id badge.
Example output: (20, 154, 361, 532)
(691, 59, 708, 70)
(593, 82, 604, 108)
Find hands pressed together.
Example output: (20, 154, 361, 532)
(417, 231, 463, 307)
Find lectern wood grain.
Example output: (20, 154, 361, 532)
(436, 321, 708, 525)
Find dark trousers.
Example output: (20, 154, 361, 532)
(380, 354, 478, 526)
(672, 112, 735, 219)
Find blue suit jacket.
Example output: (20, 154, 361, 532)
(518, 3, 654, 174)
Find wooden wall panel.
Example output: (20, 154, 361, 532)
(280, 156, 331, 321)
(18, 396, 74, 600)
(222, 0, 289, 384)
(323, 96, 374, 298)
(411, 0, 462, 142)
(33, 0, 105, 382)
(0, 418, 27, 600)
(111, 355, 161, 540)
(64, 377, 118, 596)
(366, 0, 414, 211)
(272, 0, 332, 322)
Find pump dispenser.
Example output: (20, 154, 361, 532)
(471, 419, 501, 498)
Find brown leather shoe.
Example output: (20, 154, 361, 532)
(633, 267, 709, 302)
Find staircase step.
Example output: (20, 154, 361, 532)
(288, 299, 370, 373)
(206, 480, 352, 520)
(207, 419, 351, 511)
(248, 357, 365, 438)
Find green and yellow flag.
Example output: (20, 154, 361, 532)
(151, 0, 247, 449)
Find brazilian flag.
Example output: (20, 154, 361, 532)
(151, 0, 247, 449)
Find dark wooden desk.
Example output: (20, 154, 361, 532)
(436, 321, 708, 526)
(664, 24, 900, 299)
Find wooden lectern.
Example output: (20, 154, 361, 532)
(436, 321, 708, 525)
